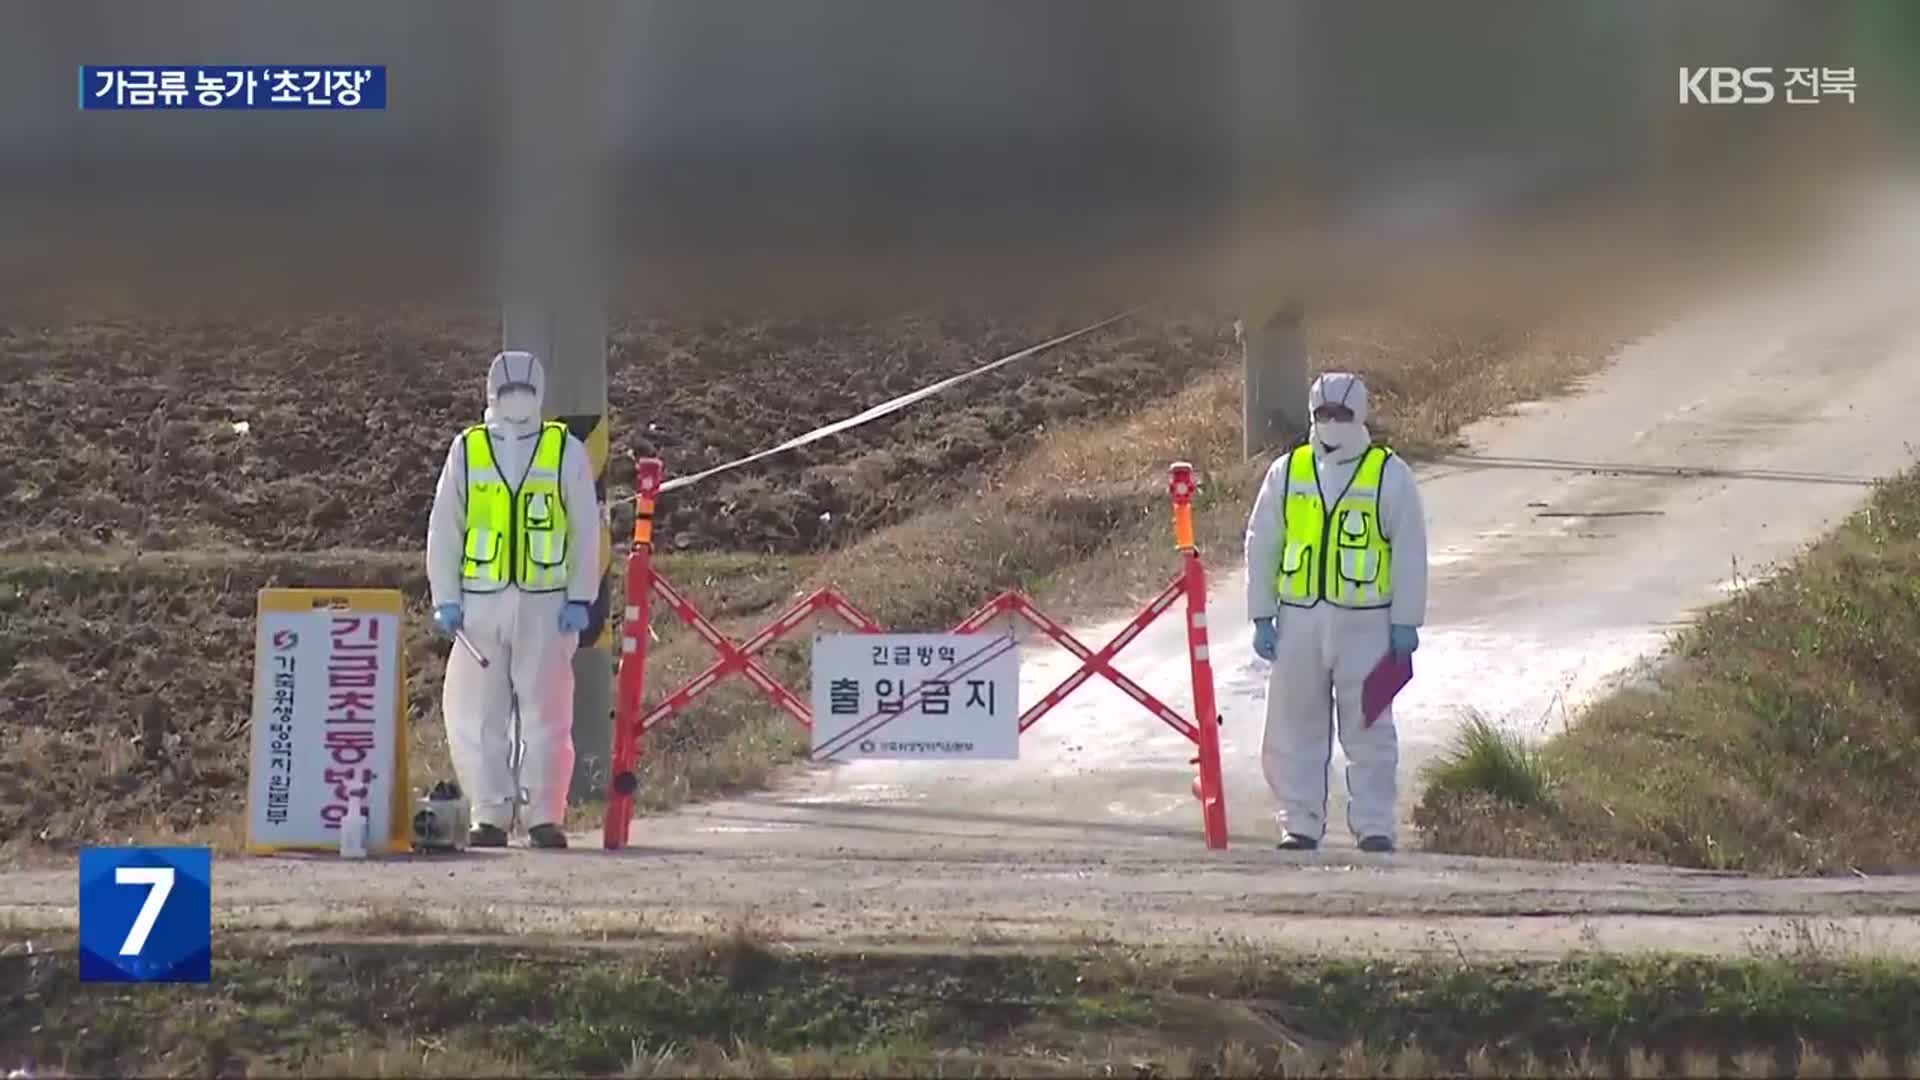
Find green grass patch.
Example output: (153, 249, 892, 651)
(1416, 468, 1920, 874)
(1420, 711, 1555, 809)
(5, 937, 1918, 1077)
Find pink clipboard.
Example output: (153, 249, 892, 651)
(1362, 651, 1413, 728)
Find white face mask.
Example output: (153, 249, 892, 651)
(1313, 419, 1365, 454)
(494, 390, 539, 424)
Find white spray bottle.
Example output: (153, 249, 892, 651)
(341, 795, 368, 859)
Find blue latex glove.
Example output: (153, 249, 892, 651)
(431, 603, 463, 639)
(558, 601, 592, 635)
(1390, 624, 1420, 658)
(1252, 617, 1278, 662)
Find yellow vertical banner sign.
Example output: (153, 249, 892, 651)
(246, 589, 411, 854)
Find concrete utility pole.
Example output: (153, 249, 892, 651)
(1231, 0, 1311, 459)
(499, 1, 617, 805)
(1241, 302, 1309, 457)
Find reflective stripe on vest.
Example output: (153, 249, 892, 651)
(461, 422, 572, 594)
(1276, 444, 1394, 610)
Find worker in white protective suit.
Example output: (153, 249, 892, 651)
(1244, 371, 1428, 853)
(426, 350, 601, 849)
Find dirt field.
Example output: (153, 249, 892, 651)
(4, 307, 1232, 556)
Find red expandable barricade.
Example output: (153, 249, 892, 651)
(601, 459, 1229, 851)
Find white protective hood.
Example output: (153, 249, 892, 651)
(486, 350, 547, 432)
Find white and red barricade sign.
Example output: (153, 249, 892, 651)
(602, 458, 1229, 850)
(809, 631, 1022, 761)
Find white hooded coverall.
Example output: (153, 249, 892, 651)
(426, 351, 602, 831)
(1244, 372, 1429, 845)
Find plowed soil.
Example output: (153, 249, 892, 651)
(0, 555, 440, 849)
(4, 309, 1233, 556)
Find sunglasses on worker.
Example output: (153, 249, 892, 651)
(1312, 403, 1356, 423)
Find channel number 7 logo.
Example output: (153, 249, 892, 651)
(78, 847, 212, 983)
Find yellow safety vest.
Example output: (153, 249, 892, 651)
(461, 422, 572, 594)
(1277, 443, 1395, 610)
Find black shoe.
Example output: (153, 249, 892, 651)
(528, 823, 569, 849)
(1277, 833, 1319, 851)
(469, 824, 509, 848)
(1358, 835, 1395, 853)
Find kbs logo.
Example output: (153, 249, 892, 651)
(1680, 67, 1774, 105)
(1679, 67, 1857, 105)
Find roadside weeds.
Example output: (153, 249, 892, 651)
(6, 932, 1920, 1078)
(1416, 469, 1920, 875)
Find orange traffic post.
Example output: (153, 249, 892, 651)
(1170, 462, 1229, 849)
(603, 456, 665, 849)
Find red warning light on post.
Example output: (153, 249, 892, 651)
(1168, 461, 1196, 550)
(634, 458, 664, 499)
(1168, 461, 1195, 502)
(632, 458, 664, 547)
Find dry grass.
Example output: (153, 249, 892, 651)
(266, 1041, 536, 1079)
(1416, 469, 1920, 874)
(603, 1040, 1912, 1078)
(10, 1040, 1906, 1079)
